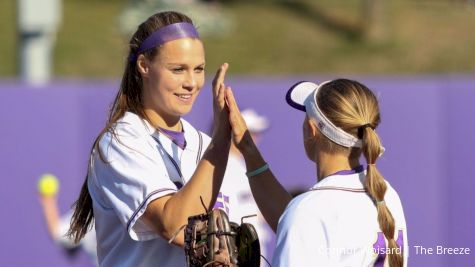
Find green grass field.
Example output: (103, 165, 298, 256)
(1, 0, 474, 77)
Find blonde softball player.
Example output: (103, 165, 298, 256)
(68, 11, 234, 267)
(225, 79, 408, 267)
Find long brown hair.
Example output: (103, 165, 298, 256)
(317, 79, 403, 267)
(67, 11, 195, 243)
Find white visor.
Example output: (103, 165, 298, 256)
(286, 81, 363, 148)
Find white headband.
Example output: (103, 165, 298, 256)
(286, 81, 363, 148)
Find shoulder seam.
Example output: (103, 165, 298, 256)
(311, 186, 367, 193)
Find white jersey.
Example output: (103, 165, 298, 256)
(272, 171, 408, 267)
(87, 112, 231, 267)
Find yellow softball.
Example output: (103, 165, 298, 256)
(38, 173, 59, 196)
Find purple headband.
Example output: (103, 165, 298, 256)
(129, 22, 200, 62)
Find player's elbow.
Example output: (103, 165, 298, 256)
(141, 197, 186, 246)
(162, 227, 185, 247)
(159, 213, 187, 246)
(140, 214, 186, 247)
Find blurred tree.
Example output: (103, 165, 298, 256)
(362, 0, 386, 42)
(118, 0, 234, 37)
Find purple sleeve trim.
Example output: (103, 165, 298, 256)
(126, 188, 177, 231)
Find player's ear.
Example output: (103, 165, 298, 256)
(137, 54, 150, 77)
(303, 116, 318, 143)
(306, 117, 318, 138)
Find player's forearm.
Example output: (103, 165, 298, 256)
(40, 196, 61, 240)
(248, 170, 291, 232)
(159, 137, 231, 244)
(240, 136, 292, 232)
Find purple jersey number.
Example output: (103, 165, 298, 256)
(212, 192, 230, 214)
(373, 230, 404, 267)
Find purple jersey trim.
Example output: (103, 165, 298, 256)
(126, 188, 177, 231)
(159, 127, 187, 149)
(311, 166, 366, 192)
(312, 186, 366, 193)
(213, 192, 230, 214)
(327, 165, 364, 177)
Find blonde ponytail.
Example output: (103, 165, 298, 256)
(362, 127, 403, 267)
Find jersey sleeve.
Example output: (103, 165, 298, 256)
(90, 128, 178, 241)
(272, 199, 332, 267)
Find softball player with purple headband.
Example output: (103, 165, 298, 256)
(67, 11, 235, 267)
(225, 79, 408, 266)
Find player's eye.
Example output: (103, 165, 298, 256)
(194, 66, 204, 73)
(172, 67, 185, 73)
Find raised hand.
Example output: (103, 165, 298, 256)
(212, 63, 228, 112)
(224, 87, 251, 151)
(210, 63, 231, 140)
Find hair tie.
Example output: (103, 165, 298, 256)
(357, 123, 374, 139)
(376, 200, 385, 206)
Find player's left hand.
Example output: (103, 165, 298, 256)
(225, 88, 252, 150)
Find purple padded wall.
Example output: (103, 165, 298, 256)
(0, 76, 473, 266)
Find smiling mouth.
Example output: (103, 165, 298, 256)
(175, 93, 192, 100)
